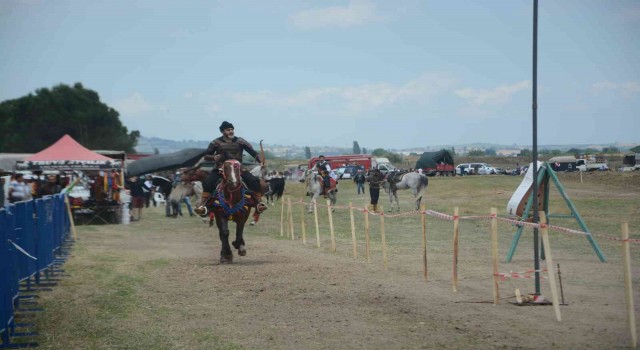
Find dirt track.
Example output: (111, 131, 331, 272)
(70, 203, 638, 350)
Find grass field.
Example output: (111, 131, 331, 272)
(21, 170, 640, 349)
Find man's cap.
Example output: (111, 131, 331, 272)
(219, 121, 234, 132)
(319, 155, 325, 158)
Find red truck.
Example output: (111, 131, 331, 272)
(308, 154, 374, 170)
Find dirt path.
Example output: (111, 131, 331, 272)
(69, 203, 637, 350)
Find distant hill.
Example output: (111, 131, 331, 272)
(134, 136, 637, 158)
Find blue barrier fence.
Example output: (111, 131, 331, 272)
(1, 194, 71, 348)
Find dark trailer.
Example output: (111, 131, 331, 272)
(548, 156, 578, 172)
(415, 150, 455, 176)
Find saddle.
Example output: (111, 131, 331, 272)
(318, 176, 337, 194)
(387, 171, 408, 190)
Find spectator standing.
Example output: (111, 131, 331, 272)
(353, 169, 366, 194)
(40, 175, 62, 196)
(0, 177, 5, 207)
(8, 174, 30, 203)
(143, 175, 154, 207)
(367, 167, 385, 213)
(127, 176, 145, 221)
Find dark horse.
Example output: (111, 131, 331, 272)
(186, 159, 258, 263)
(265, 177, 285, 205)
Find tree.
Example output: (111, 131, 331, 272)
(352, 141, 361, 154)
(518, 149, 531, 157)
(304, 146, 311, 159)
(468, 150, 484, 156)
(602, 146, 619, 154)
(372, 148, 386, 156)
(484, 148, 497, 156)
(362, 147, 367, 154)
(631, 145, 640, 153)
(0, 83, 139, 153)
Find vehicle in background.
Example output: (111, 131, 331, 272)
(376, 163, 397, 174)
(415, 150, 455, 176)
(308, 155, 374, 170)
(337, 164, 365, 179)
(456, 163, 472, 175)
(576, 155, 609, 171)
(621, 154, 640, 171)
(473, 163, 497, 175)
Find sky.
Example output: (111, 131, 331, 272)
(1, 0, 639, 150)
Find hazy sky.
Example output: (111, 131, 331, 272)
(1, 0, 638, 149)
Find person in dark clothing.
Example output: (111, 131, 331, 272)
(315, 155, 331, 196)
(353, 169, 366, 194)
(127, 176, 145, 221)
(367, 167, 385, 213)
(195, 121, 266, 216)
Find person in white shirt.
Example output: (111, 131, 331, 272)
(8, 173, 29, 203)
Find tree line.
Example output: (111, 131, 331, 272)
(0, 83, 139, 153)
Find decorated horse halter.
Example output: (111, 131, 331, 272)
(213, 160, 249, 217)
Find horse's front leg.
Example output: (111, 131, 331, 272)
(215, 214, 233, 263)
(308, 193, 318, 213)
(232, 217, 247, 256)
(393, 191, 400, 212)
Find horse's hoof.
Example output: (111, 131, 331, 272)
(249, 221, 256, 226)
(220, 254, 233, 264)
(238, 247, 247, 256)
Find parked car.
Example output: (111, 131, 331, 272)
(338, 164, 365, 179)
(471, 163, 498, 175)
(456, 163, 472, 175)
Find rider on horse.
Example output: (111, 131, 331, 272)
(315, 155, 332, 197)
(195, 121, 267, 216)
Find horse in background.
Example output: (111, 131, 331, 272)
(302, 169, 337, 213)
(265, 177, 285, 205)
(383, 172, 429, 212)
(167, 180, 200, 217)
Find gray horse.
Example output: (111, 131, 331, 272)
(303, 169, 337, 213)
(383, 172, 429, 211)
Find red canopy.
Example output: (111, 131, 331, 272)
(16, 135, 121, 170)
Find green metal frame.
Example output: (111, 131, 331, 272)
(505, 162, 606, 262)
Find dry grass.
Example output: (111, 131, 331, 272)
(22, 170, 640, 349)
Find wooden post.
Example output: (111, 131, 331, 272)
(280, 197, 285, 236)
(313, 200, 320, 247)
(349, 202, 357, 258)
(491, 207, 499, 305)
(327, 199, 336, 252)
(622, 222, 637, 348)
(288, 198, 295, 240)
(539, 211, 562, 322)
(421, 204, 427, 281)
(380, 205, 387, 270)
(364, 208, 371, 263)
(452, 207, 459, 293)
(64, 195, 78, 241)
(300, 201, 307, 245)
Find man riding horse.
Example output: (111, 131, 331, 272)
(194, 121, 267, 216)
(315, 155, 332, 197)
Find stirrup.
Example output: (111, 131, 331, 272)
(194, 205, 208, 216)
(256, 202, 268, 213)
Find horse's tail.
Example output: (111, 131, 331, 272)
(272, 178, 285, 200)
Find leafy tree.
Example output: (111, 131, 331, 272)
(602, 146, 619, 154)
(567, 148, 583, 155)
(372, 148, 386, 156)
(631, 145, 640, 153)
(362, 147, 367, 154)
(0, 83, 139, 153)
(450, 147, 456, 156)
(484, 148, 497, 156)
(468, 149, 484, 156)
(352, 141, 361, 154)
(518, 149, 531, 157)
(304, 146, 311, 159)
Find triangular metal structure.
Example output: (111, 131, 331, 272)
(506, 162, 606, 262)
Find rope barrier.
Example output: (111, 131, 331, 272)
(7, 239, 38, 260)
(289, 199, 639, 245)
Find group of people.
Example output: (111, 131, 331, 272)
(2, 172, 64, 207)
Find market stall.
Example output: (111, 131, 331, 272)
(15, 134, 124, 224)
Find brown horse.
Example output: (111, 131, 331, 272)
(184, 160, 263, 263)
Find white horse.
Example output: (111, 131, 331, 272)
(383, 172, 429, 211)
(303, 169, 337, 213)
